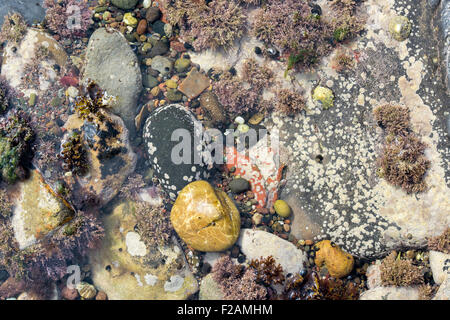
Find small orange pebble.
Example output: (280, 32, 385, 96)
(171, 75, 179, 82)
(284, 219, 291, 224)
(305, 240, 314, 246)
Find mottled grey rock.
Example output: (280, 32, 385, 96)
(83, 28, 142, 135)
(429, 250, 450, 285)
(0, 0, 45, 26)
(199, 274, 224, 300)
(151, 55, 173, 76)
(237, 229, 307, 275)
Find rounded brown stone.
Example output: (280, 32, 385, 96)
(170, 180, 241, 252)
(137, 19, 148, 35)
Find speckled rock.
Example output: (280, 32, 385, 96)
(314, 240, 354, 278)
(237, 229, 307, 275)
(429, 250, 450, 285)
(171, 181, 241, 252)
(199, 273, 225, 300)
(63, 110, 137, 208)
(11, 170, 74, 250)
(1, 28, 68, 99)
(89, 200, 198, 300)
(83, 28, 142, 134)
(359, 286, 420, 300)
(143, 104, 211, 200)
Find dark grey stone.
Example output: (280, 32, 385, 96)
(143, 104, 211, 200)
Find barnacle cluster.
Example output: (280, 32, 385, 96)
(374, 104, 430, 193)
(0, 113, 34, 184)
(380, 251, 424, 287)
(0, 12, 27, 44)
(249, 256, 285, 286)
(59, 130, 89, 176)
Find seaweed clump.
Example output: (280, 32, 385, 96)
(59, 130, 89, 176)
(1, 212, 103, 282)
(380, 251, 424, 287)
(212, 70, 261, 116)
(164, 0, 246, 51)
(374, 104, 430, 193)
(252, 0, 364, 71)
(0, 12, 27, 44)
(241, 58, 275, 92)
(0, 113, 34, 184)
(75, 80, 113, 123)
(211, 255, 267, 300)
(249, 256, 285, 286)
(274, 89, 306, 116)
(44, 0, 92, 39)
(427, 228, 450, 254)
(283, 271, 359, 300)
(133, 201, 173, 247)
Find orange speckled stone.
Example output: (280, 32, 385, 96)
(170, 180, 241, 252)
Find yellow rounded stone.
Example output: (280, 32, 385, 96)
(170, 180, 241, 252)
(274, 200, 291, 218)
(314, 240, 354, 278)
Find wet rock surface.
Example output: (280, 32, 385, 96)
(0, 1, 46, 27)
(83, 28, 142, 134)
(89, 200, 198, 300)
(143, 104, 211, 200)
